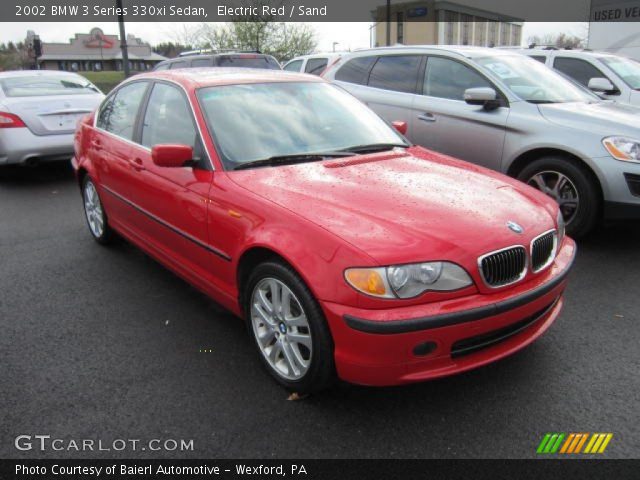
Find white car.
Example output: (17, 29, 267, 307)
(0, 70, 104, 166)
(513, 48, 640, 106)
(282, 53, 342, 76)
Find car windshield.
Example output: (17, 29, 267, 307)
(197, 81, 408, 170)
(599, 56, 640, 90)
(0, 75, 100, 97)
(475, 55, 599, 103)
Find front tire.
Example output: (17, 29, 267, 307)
(244, 260, 335, 393)
(517, 156, 600, 238)
(82, 176, 113, 245)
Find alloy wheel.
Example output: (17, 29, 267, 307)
(527, 170, 580, 225)
(83, 180, 104, 238)
(250, 277, 312, 381)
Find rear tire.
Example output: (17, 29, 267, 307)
(517, 156, 600, 238)
(82, 176, 113, 245)
(244, 260, 335, 393)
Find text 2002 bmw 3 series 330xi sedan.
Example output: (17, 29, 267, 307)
(71, 68, 576, 392)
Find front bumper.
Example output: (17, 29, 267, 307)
(0, 128, 74, 165)
(321, 239, 576, 386)
(591, 155, 640, 221)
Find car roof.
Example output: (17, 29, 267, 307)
(342, 45, 517, 59)
(514, 48, 622, 59)
(0, 70, 86, 78)
(131, 67, 324, 89)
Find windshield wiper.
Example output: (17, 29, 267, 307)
(233, 152, 354, 171)
(338, 143, 409, 154)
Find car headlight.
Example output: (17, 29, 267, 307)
(557, 210, 565, 245)
(603, 136, 640, 163)
(345, 262, 473, 299)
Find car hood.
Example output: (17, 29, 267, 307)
(229, 147, 556, 265)
(538, 101, 640, 137)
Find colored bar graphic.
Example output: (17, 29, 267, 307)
(538, 433, 613, 454)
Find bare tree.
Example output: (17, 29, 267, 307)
(528, 32, 585, 49)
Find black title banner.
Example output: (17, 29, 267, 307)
(5, 0, 640, 22)
(2, 459, 640, 480)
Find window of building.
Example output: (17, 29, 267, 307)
(461, 14, 472, 45)
(283, 59, 303, 72)
(98, 81, 147, 141)
(444, 11, 459, 44)
(474, 18, 487, 46)
(368, 55, 422, 93)
(499, 23, 510, 46)
(142, 83, 197, 149)
(335, 56, 377, 85)
(488, 21, 498, 47)
(423, 57, 491, 100)
(511, 24, 522, 46)
(553, 57, 609, 87)
(397, 12, 404, 44)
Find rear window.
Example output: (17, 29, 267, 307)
(0, 75, 100, 97)
(335, 56, 377, 85)
(216, 55, 280, 70)
(305, 58, 328, 75)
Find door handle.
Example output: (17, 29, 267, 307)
(418, 112, 436, 122)
(91, 140, 102, 150)
(131, 157, 145, 171)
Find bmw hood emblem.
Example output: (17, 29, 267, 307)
(507, 221, 524, 234)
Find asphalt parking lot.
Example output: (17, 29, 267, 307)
(1, 162, 638, 459)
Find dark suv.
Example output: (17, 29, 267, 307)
(153, 52, 281, 71)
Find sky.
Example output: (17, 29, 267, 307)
(0, 22, 589, 52)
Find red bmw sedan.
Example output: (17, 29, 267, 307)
(72, 69, 576, 392)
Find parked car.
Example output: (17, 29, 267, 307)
(514, 48, 640, 106)
(153, 52, 281, 71)
(323, 46, 640, 237)
(0, 70, 103, 166)
(282, 53, 342, 75)
(72, 68, 575, 392)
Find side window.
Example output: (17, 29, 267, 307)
(553, 57, 607, 87)
(283, 60, 303, 72)
(530, 55, 547, 63)
(142, 83, 197, 149)
(96, 95, 116, 130)
(305, 58, 328, 75)
(191, 58, 212, 67)
(424, 57, 491, 100)
(154, 63, 169, 71)
(169, 60, 188, 69)
(101, 82, 147, 140)
(335, 56, 377, 85)
(368, 55, 421, 93)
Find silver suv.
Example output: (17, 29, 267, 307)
(323, 46, 640, 237)
(514, 48, 640, 106)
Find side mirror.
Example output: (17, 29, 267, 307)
(151, 144, 193, 168)
(588, 77, 617, 94)
(391, 121, 407, 135)
(464, 87, 500, 110)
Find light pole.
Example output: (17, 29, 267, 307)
(116, 0, 130, 77)
(386, 0, 391, 46)
(332, 42, 339, 52)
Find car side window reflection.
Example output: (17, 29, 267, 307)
(424, 57, 491, 100)
(142, 83, 198, 151)
(100, 82, 147, 141)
